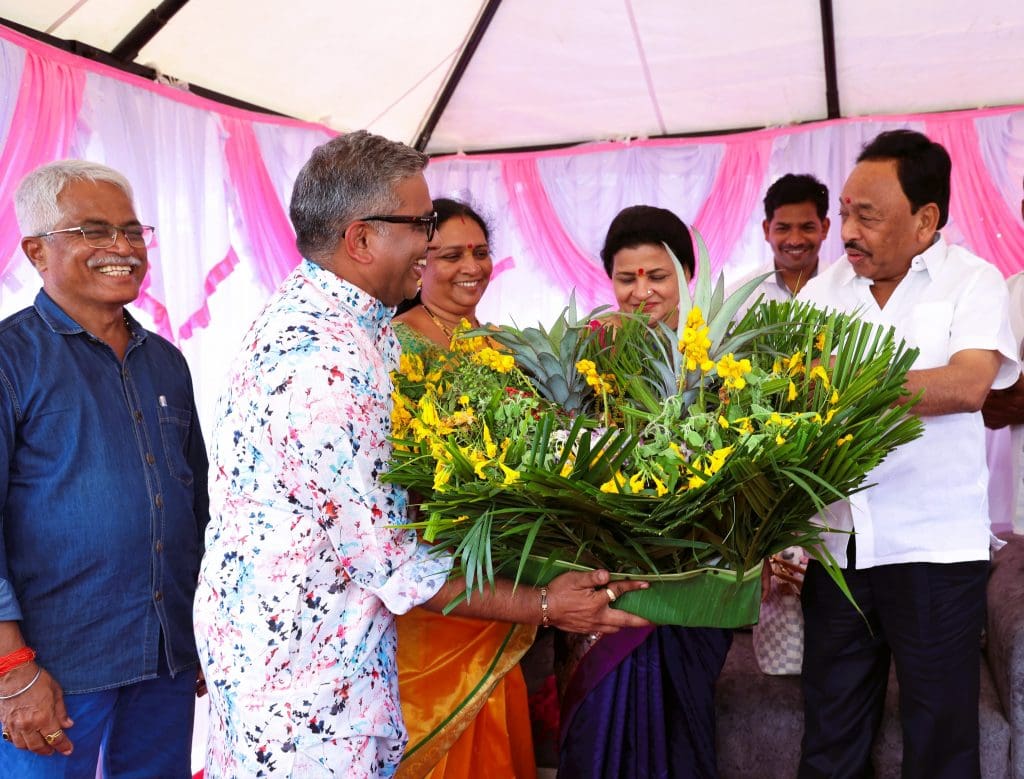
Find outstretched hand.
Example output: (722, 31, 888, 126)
(545, 569, 651, 634)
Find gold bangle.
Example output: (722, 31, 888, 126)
(539, 587, 550, 628)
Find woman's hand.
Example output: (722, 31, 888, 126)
(545, 569, 651, 634)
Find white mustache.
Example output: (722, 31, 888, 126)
(86, 255, 143, 269)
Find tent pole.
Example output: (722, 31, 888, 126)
(414, 0, 503, 152)
(111, 0, 191, 62)
(819, 0, 841, 119)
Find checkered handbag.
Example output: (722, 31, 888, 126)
(752, 548, 807, 676)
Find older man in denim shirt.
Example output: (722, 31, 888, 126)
(0, 160, 209, 778)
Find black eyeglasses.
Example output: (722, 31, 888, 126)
(351, 212, 438, 242)
(34, 224, 157, 249)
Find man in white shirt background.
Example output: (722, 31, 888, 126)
(983, 178, 1024, 534)
(732, 173, 830, 316)
(797, 130, 1019, 779)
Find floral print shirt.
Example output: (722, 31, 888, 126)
(194, 259, 451, 778)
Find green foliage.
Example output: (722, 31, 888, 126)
(385, 245, 924, 623)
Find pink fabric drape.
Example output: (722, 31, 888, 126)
(926, 116, 1024, 277)
(501, 157, 614, 312)
(0, 50, 84, 277)
(222, 117, 303, 293)
(692, 137, 773, 275)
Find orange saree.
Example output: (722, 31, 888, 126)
(397, 607, 537, 778)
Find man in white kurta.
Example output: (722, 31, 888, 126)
(797, 129, 1018, 779)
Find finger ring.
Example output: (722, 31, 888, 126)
(43, 729, 63, 745)
(605, 587, 617, 603)
(1, 729, 10, 741)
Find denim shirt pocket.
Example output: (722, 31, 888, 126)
(158, 402, 194, 486)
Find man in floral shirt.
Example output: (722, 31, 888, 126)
(193, 131, 648, 778)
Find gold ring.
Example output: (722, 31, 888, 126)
(605, 587, 617, 603)
(2, 729, 10, 741)
(43, 729, 63, 745)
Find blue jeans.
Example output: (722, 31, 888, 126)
(0, 656, 196, 779)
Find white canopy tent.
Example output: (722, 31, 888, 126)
(1, 4, 1023, 425)
(2, 0, 1023, 153)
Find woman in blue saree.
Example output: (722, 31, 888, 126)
(556, 206, 733, 779)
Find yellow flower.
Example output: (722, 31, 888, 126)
(830, 388, 840, 405)
(418, 394, 440, 427)
(576, 359, 597, 376)
(809, 364, 831, 389)
(706, 445, 733, 474)
(815, 331, 827, 351)
(460, 446, 489, 479)
(716, 353, 752, 392)
(560, 461, 574, 478)
(788, 380, 798, 401)
(733, 416, 755, 434)
(652, 476, 669, 497)
(483, 423, 498, 459)
(449, 408, 476, 427)
(458, 394, 470, 407)
(433, 461, 452, 491)
(837, 434, 853, 447)
(688, 473, 706, 489)
(398, 353, 425, 382)
(600, 471, 626, 494)
(628, 472, 646, 493)
(499, 463, 520, 486)
(717, 414, 730, 429)
(475, 347, 515, 373)
(784, 351, 805, 376)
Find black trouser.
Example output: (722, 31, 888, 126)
(798, 546, 989, 779)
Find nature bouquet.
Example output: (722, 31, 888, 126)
(386, 241, 923, 626)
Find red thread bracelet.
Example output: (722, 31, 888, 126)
(0, 647, 36, 677)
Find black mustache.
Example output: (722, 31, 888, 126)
(844, 241, 871, 256)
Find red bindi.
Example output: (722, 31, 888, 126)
(844, 197, 851, 204)
(636, 267, 645, 277)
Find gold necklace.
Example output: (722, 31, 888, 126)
(421, 303, 474, 340)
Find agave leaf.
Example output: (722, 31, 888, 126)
(706, 272, 773, 350)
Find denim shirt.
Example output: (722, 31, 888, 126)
(0, 290, 209, 694)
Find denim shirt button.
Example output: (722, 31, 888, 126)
(133, 410, 143, 423)
(145, 453, 156, 465)
(155, 540, 164, 554)
(155, 494, 164, 509)
(154, 590, 163, 602)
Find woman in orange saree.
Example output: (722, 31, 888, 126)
(394, 198, 537, 779)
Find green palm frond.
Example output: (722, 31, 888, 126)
(386, 247, 924, 624)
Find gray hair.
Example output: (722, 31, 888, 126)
(14, 160, 135, 236)
(289, 130, 429, 262)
